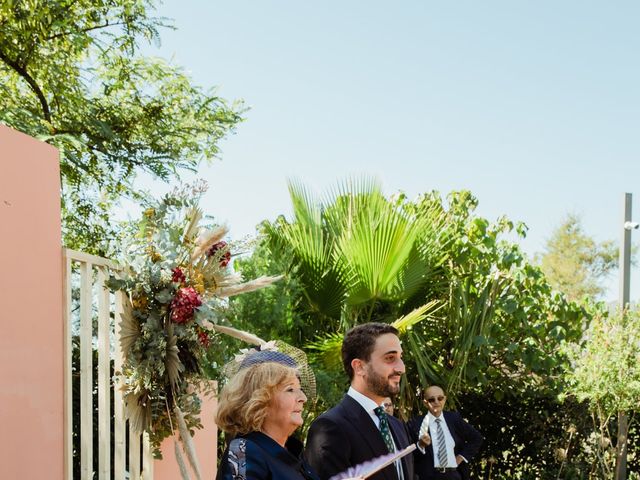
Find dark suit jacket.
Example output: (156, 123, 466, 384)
(217, 431, 319, 480)
(407, 411, 483, 480)
(305, 395, 415, 480)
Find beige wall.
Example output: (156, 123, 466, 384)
(0, 125, 63, 479)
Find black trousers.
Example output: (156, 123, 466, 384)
(428, 470, 461, 480)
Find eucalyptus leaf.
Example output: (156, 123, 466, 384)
(155, 289, 174, 304)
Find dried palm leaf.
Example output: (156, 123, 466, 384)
(190, 225, 228, 260)
(182, 207, 203, 244)
(174, 439, 192, 480)
(124, 390, 152, 433)
(216, 275, 283, 298)
(119, 295, 140, 359)
(210, 324, 265, 346)
(165, 323, 184, 390)
(175, 406, 202, 480)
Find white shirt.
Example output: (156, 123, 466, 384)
(426, 412, 457, 468)
(347, 387, 404, 479)
(347, 387, 383, 429)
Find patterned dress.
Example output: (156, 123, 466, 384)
(217, 431, 319, 480)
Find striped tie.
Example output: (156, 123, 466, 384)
(435, 417, 448, 467)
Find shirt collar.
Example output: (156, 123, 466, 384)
(427, 411, 444, 423)
(347, 386, 382, 414)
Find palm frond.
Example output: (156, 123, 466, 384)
(392, 300, 443, 333)
(337, 194, 425, 304)
(405, 329, 444, 389)
(288, 179, 323, 228)
(447, 271, 506, 392)
(271, 183, 349, 319)
(306, 332, 344, 371)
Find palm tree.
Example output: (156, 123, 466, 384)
(265, 178, 453, 411)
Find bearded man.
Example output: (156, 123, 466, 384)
(305, 323, 415, 480)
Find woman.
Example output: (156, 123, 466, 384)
(215, 349, 320, 480)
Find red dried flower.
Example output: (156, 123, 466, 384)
(170, 287, 202, 324)
(207, 241, 231, 268)
(171, 267, 186, 284)
(197, 331, 211, 348)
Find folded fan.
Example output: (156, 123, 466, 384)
(329, 444, 416, 480)
(419, 415, 430, 440)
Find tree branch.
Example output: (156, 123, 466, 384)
(45, 21, 126, 41)
(0, 49, 51, 123)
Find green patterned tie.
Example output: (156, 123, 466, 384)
(374, 406, 395, 453)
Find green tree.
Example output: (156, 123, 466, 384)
(537, 214, 618, 302)
(0, 0, 242, 254)
(563, 309, 640, 479)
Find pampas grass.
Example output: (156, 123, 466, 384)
(175, 406, 202, 480)
(174, 439, 192, 480)
(217, 275, 283, 298)
(209, 324, 265, 346)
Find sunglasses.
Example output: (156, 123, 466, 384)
(426, 395, 445, 404)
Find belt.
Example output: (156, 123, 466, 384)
(435, 467, 458, 473)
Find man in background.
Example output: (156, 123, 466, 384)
(383, 397, 395, 416)
(407, 385, 483, 480)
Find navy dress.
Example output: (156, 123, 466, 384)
(217, 431, 320, 480)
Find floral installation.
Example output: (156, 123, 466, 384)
(107, 180, 281, 470)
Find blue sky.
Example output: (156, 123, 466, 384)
(140, 0, 640, 301)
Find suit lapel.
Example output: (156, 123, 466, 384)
(340, 396, 388, 455)
(443, 411, 462, 450)
(339, 396, 399, 480)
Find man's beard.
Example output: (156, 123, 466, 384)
(365, 365, 400, 397)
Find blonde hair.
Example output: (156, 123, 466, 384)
(216, 362, 299, 436)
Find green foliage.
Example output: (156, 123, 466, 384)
(231, 180, 588, 415)
(400, 191, 588, 405)
(537, 214, 618, 302)
(0, 0, 242, 254)
(561, 308, 640, 477)
(459, 390, 640, 480)
(564, 309, 640, 415)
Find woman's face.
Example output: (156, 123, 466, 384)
(265, 375, 307, 436)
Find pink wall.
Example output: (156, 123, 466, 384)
(0, 125, 63, 479)
(154, 384, 218, 480)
